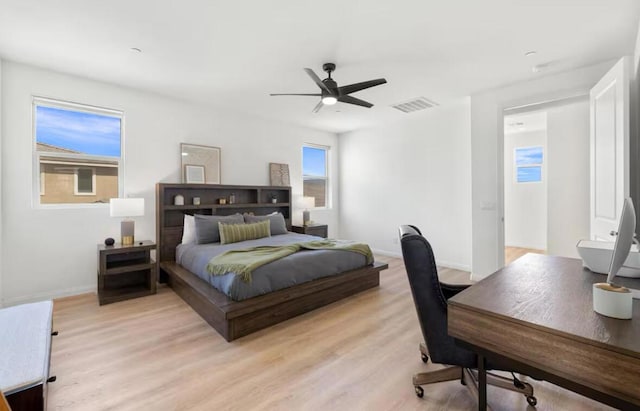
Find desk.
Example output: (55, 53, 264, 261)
(448, 254, 640, 410)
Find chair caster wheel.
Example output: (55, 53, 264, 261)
(421, 353, 429, 363)
(415, 386, 424, 398)
(526, 395, 537, 406)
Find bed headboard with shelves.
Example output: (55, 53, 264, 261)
(156, 183, 292, 268)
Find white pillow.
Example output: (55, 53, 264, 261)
(182, 214, 196, 244)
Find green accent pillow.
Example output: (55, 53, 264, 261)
(219, 220, 271, 245)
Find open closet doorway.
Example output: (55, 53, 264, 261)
(502, 97, 591, 265)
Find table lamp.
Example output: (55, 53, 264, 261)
(302, 196, 315, 226)
(110, 198, 145, 245)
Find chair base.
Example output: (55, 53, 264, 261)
(413, 345, 537, 408)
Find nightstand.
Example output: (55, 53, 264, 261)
(291, 224, 328, 238)
(97, 240, 156, 305)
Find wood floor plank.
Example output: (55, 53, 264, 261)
(505, 247, 545, 265)
(48, 256, 613, 411)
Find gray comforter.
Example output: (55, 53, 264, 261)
(176, 233, 369, 301)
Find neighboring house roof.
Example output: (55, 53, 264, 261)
(37, 143, 118, 167)
(36, 142, 82, 154)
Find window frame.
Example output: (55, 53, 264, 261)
(302, 143, 330, 209)
(514, 145, 543, 184)
(32, 97, 125, 208)
(39, 169, 45, 196)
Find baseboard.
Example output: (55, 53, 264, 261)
(371, 248, 471, 272)
(371, 248, 402, 259)
(437, 260, 472, 272)
(2, 285, 95, 307)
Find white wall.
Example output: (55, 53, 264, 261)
(470, 60, 613, 279)
(339, 99, 471, 271)
(0, 61, 338, 305)
(546, 99, 590, 258)
(504, 129, 547, 250)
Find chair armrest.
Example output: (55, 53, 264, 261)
(440, 282, 471, 300)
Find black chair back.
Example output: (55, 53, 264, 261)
(399, 225, 476, 368)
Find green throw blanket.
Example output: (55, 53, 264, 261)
(206, 240, 374, 283)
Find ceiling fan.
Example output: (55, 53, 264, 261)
(270, 63, 387, 113)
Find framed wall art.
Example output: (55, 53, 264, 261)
(184, 164, 205, 184)
(181, 143, 221, 184)
(269, 163, 290, 186)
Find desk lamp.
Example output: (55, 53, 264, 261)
(593, 197, 635, 319)
(302, 196, 315, 226)
(110, 198, 145, 245)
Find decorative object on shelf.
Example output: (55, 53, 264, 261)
(270, 193, 278, 203)
(174, 194, 184, 205)
(193, 197, 201, 205)
(184, 164, 206, 184)
(181, 143, 221, 184)
(104, 237, 115, 246)
(229, 192, 236, 204)
(269, 163, 290, 186)
(110, 198, 145, 245)
(219, 198, 227, 205)
(301, 196, 315, 226)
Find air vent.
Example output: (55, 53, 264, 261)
(391, 97, 439, 113)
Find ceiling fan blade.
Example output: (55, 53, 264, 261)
(270, 93, 321, 96)
(312, 100, 324, 113)
(338, 95, 373, 108)
(338, 78, 387, 95)
(304, 68, 332, 94)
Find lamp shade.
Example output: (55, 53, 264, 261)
(110, 198, 145, 217)
(302, 196, 315, 209)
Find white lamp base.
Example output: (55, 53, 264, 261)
(593, 283, 633, 319)
(121, 219, 135, 245)
(303, 210, 311, 226)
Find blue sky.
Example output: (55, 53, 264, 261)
(517, 166, 542, 183)
(36, 106, 121, 157)
(303, 146, 326, 176)
(515, 146, 543, 166)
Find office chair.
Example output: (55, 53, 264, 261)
(399, 225, 537, 407)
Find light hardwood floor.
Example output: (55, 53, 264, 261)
(48, 256, 612, 411)
(505, 247, 545, 265)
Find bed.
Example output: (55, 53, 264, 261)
(156, 183, 388, 341)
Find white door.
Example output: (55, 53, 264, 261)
(590, 57, 630, 241)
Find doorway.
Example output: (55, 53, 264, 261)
(502, 97, 591, 265)
(503, 111, 547, 264)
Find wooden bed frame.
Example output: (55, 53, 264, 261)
(156, 183, 388, 341)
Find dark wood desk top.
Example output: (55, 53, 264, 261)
(449, 253, 640, 409)
(449, 253, 640, 359)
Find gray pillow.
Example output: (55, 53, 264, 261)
(194, 214, 244, 244)
(244, 213, 288, 235)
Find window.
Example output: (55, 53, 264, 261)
(302, 144, 329, 208)
(74, 168, 96, 195)
(515, 146, 543, 183)
(33, 98, 123, 205)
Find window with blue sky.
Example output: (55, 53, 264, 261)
(36, 105, 121, 156)
(515, 146, 543, 183)
(34, 99, 122, 205)
(302, 145, 328, 208)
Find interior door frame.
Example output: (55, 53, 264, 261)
(497, 93, 590, 266)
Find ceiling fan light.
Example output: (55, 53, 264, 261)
(322, 96, 337, 105)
